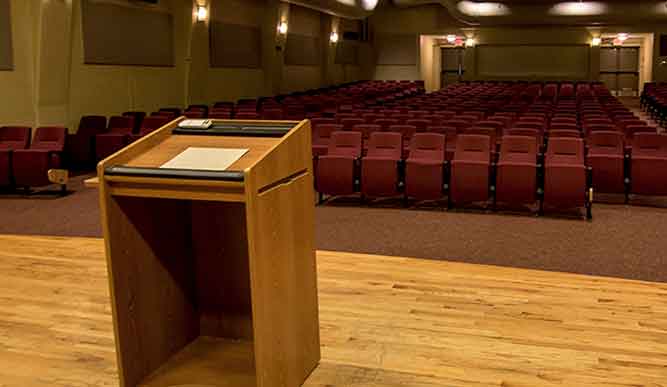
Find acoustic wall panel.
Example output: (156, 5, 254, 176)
(476, 45, 590, 79)
(81, 0, 174, 66)
(209, 22, 262, 68)
(335, 41, 358, 65)
(0, 0, 12, 70)
(285, 34, 321, 66)
(376, 35, 417, 65)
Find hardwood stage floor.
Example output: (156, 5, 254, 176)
(1, 235, 667, 386)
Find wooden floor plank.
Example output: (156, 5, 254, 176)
(0, 236, 666, 386)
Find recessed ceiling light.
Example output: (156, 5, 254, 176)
(550, 2, 608, 16)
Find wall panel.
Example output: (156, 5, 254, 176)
(81, 0, 174, 66)
(0, 0, 12, 70)
(210, 22, 262, 68)
(476, 45, 590, 80)
(376, 34, 417, 65)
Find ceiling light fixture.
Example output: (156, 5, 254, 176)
(591, 37, 601, 46)
(617, 33, 629, 42)
(458, 1, 510, 17)
(360, 0, 379, 11)
(549, 2, 607, 16)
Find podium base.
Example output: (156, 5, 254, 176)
(140, 336, 256, 387)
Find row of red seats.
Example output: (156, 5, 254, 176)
(0, 126, 66, 190)
(314, 131, 593, 219)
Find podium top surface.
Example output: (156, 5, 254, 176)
(124, 134, 279, 171)
(95, 118, 312, 201)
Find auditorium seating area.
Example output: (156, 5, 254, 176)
(310, 81, 666, 219)
(3, 80, 664, 215)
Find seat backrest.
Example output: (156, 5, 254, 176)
(352, 124, 380, 139)
(261, 109, 284, 120)
(549, 122, 578, 131)
(0, 126, 31, 149)
(31, 126, 66, 151)
(507, 128, 541, 140)
(549, 129, 580, 138)
(373, 118, 399, 130)
(588, 131, 624, 155)
(444, 119, 472, 131)
(78, 115, 107, 136)
(454, 134, 491, 163)
(366, 132, 402, 159)
(314, 124, 343, 141)
(500, 135, 537, 163)
(235, 112, 260, 119)
(465, 127, 496, 148)
(328, 131, 362, 157)
(159, 107, 182, 116)
(311, 117, 336, 128)
(108, 116, 134, 133)
(140, 117, 168, 133)
(546, 137, 584, 164)
(409, 133, 445, 162)
(340, 118, 365, 130)
(405, 119, 430, 132)
(625, 125, 655, 139)
(632, 133, 667, 157)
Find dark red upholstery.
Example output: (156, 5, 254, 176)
(261, 108, 284, 120)
(631, 133, 667, 195)
(544, 137, 586, 209)
(587, 131, 625, 194)
(405, 133, 446, 200)
(361, 132, 403, 198)
(312, 124, 342, 157)
(0, 126, 31, 186)
(0, 126, 31, 150)
(450, 134, 491, 205)
(95, 116, 134, 161)
(316, 131, 362, 196)
(129, 116, 169, 142)
(12, 126, 66, 188)
(496, 135, 538, 205)
(66, 116, 106, 167)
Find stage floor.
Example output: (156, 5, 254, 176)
(1, 234, 666, 386)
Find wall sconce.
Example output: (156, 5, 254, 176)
(330, 31, 339, 44)
(278, 21, 288, 35)
(196, 5, 208, 22)
(591, 37, 601, 46)
(446, 34, 457, 44)
(465, 38, 476, 47)
(617, 33, 629, 42)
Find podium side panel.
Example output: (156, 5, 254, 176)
(102, 195, 200, 387)
(246, 171, 320, 387)
(248, 120, 313, 191)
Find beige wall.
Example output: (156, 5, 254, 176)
(0, 0, 35, 126)
(0, 0, 372, 131)
(371, 4, 667, 87)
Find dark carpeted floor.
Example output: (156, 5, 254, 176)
(1, 175, 666, 283)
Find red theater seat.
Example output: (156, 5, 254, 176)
(543, 137, 590, 217)
(496, 135, 538, 206)
(630, 133, 667, 196)
(361, 132, 403, 198)
(12, 126, 67, 188)
(66, 115, 106, 168)
(316, 131, 362, 197)
(0, 126, 31, 186)
(405, 133, 446, 201)
(587, 131, 626, 194)
(450, 134, 491, 206)
(95, 116, 134, 161)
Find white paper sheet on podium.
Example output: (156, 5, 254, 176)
(160, 147, 249, 171)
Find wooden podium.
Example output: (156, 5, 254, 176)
(95, 118, 320, 387)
